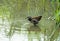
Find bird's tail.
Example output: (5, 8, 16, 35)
(38, 16, 42, 21)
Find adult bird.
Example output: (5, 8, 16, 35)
(26, 16, 42, 26)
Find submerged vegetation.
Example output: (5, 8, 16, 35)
(0, 0, 60, 41)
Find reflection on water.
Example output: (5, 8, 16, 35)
(0, 17, 53, 41)
(0, 17, 59, 41)
(0, 18, 44, 41)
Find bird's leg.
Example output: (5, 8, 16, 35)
(34, 24, 37, 26)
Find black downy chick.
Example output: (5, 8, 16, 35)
(27, 16, 42, 26)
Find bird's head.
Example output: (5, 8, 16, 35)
(26, 16, 32, 21)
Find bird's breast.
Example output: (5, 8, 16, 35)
(31, 19, 38, 24)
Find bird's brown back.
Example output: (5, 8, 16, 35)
(32, 16, 42, 21)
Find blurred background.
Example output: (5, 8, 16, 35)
(0, 0, 60, 41)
